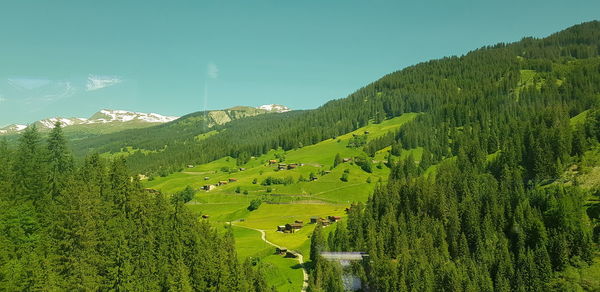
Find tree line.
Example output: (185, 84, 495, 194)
(0, 124, 272, 291)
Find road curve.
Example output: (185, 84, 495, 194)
(232, 224, 309, 292)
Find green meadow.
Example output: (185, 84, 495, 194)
(143, 114, 417, 290)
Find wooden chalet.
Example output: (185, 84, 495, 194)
(287, 163, 298, 170)
(277, 225, 286, 232)
(328, 216, 342, 222)
(310, 217, 318, 224)
(268, 159, 278, 165)
(276, 247, 287, 255)
(202, 184, 216, 191)
(294, 220, 304, 224)
(228, 178, 238, 182)
(285, 223, 303, 232)
(218, 181, 228, 186)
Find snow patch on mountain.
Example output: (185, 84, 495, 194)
(91, 109, 179, 124)
(0, 124, 27, 134)
(0, 109, 180, 134)
(39, 118, 81, 128)
(257, 104, 291, 113)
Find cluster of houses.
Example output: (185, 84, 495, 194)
(276, 215, 342, 233)
(202, 177, 238, 191)
(268, 160, 303, 171)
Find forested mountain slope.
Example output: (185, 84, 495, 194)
(0, 125, 272, 291)
(67, 21, 600, 179)
(303, 21, 600, 291)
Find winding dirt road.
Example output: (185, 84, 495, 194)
(233, 224, 309, 292)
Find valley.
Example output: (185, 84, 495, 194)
(143, 114, 418, 291)
(1, 18, 600, 292)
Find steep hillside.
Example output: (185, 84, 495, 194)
(71, 21, 600, 178)
(136, 21, 600, 291)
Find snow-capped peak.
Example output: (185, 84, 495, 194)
(0, 124, 27, 134)
(0, 109, 180, 135)
(92, 109, 179, 123)
(257, 104, 291, 113)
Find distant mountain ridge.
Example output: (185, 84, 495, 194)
(1, 104, 291, 136)
(256, 104, 291, 113)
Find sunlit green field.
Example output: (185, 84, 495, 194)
(143, 114, 418, 290)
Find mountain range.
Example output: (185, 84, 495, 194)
(0, 104, 290, 136)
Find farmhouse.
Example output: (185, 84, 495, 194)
(204, 177, 210, 180)
(285, 223, 303, 232)
(318, 217, 331, 226)
(239, 167, 246, 171)
(202, 184, 216, 191)
(278, 163, 287, 170)
(343, 158, 352, 163)
(187, 165, 194, 168)
(329, 216, 342, 222)
(277, 225, 286, 232)
(287, 163, 298, 169)
(276, 247, 287, 255)
(310, 217, 318, 224)
(218, 181, 228, 186)
(268, 159, 278, 165)
(294, 220, 304, 224)
(228, 178, 238, 182)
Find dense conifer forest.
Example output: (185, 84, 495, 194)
(0, 124, 271, 291)
(304, 21, 600, 291)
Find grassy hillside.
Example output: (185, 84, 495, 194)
(143, 114, 417, 290)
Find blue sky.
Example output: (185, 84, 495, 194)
(0, 0, 598, 126)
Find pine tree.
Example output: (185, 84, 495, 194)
(47, 122, 74, 198)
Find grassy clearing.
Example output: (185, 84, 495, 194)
(570, 109, 590, 127)
(261, 255, 304, 292)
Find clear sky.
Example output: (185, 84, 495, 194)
(0, 0, 598, 126)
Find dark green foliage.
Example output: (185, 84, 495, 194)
(340, 173, 349, 182)
(0, 130, 267, 290)
(261, 176, 294, 186)
(347, 135, 367, 148)
(306, 22, 600, 291)
(333, 153, 342, 168)
(171, 185, 196, 203)
(248, 199, 262, 211)
(310, 223, 326, 263)
(354, 155, 373, 173)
